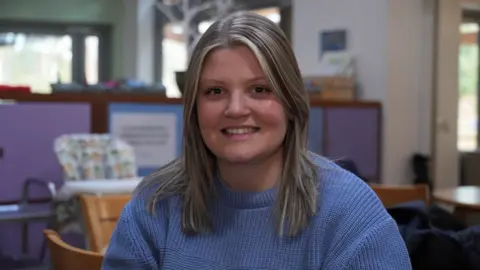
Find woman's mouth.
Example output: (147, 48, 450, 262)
(222, 127, 260, 134)
(221, 127, 260, 139)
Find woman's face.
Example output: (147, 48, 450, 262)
(196, 45, 287, 165)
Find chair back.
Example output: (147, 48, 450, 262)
(369, 184, 430, 208)
(79, 194, 131, 252)
(44, 229, 103, 270)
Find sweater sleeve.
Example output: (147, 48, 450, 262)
(102, 199, 160, 270)
(318, 163, 412, 269)
(343, 218, 412, 269)
(322, 217, 411, 270)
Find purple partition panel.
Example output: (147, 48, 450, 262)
(0, 102, 90, 259)
(323, 107, 380, 182)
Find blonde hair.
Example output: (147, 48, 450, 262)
(137, 11, 318, 237)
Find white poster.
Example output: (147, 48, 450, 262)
(110, 112, 178, 168)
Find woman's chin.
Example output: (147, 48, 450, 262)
(218, 152, 259, 165)
(223, 156, 256, 164)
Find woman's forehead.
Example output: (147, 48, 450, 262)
(199, 46, 267, 84)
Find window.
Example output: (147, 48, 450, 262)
(162, 23, 187, 98)
(252, 7, 281, 25)
(0, 21, 110, 93)
(85, 35, 99, 85)
(0, 33, 72, 93)
(458, 22, 479, 151)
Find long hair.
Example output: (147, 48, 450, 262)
(136, 11, 318, 237)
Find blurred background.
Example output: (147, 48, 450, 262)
(0, 0, 479, 269)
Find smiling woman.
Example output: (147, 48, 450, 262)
(102, 11, 411, 270)
(197, 45, 288, 191)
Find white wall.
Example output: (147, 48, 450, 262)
(292, 0, 388, 101)
(293, 0, 436, 185)
(384, 0, 435, 185)
(433, 0, 462, 189)
(418, 0, 436, 155)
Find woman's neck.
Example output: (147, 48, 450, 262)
(217, 149, 283, 192)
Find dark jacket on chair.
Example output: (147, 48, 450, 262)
(387, 201, 480, 270)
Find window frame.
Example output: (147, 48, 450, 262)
(0, 20, 112, 85)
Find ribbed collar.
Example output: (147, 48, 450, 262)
(215, 178, 277, 209)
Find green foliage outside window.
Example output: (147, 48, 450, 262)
(459, 44, 478, 97)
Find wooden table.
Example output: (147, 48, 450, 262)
(433, 186, 480, 223)
(433, 186, 480, 210)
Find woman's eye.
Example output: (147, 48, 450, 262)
(253, 86, 270, 93)
(207, 88, 223, 95)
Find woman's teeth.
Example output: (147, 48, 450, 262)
(224, 128, 257, 134)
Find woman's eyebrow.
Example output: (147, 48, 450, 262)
(199, 76, 267, 87)
(200, 78, 225, 85)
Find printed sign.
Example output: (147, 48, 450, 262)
(108, 103, 183, 176)
(110, 112, 177, 167)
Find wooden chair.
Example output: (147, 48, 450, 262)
(369, 184, 430, 208)
(79, 194, 131, 252)
(44, 229, 103, 270)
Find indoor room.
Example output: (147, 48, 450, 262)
(0, 0, 479, 269)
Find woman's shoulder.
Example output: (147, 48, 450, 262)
(129, 177, 183, 215)
(310, 153, 375, 198)
(114, 173, 184, 233)
(308, 154, 409, 268)
(309, 152, 388, 226)
(104, 179, 177, 267)
(129, 163, 187, 215)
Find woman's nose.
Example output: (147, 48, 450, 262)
(224, 92, 250, 118)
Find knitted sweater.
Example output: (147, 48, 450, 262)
(102, 157, 411, 269)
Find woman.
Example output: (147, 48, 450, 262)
(103, 12, 411, 269)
